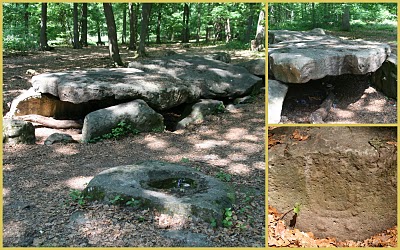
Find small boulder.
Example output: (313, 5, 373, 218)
(81, 99, 164, 142)
(176, 99, 224, 130)
(3, 119, 36, 144)
(236, 59, 265, 76)
(44, 133, 76, 145)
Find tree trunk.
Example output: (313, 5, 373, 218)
(182, 3, 190, 43)
(128, 3, 137, 50)
(96, 22, 103, 44)
(24, 3, 29, 34)
(251, 9, 265, 51)
(122, 4, 127, 44)
(341, 5, 350, 31)
(73, 3, 82, 49)
(138, 3, 152, 57)
(245, 3, 255, 43)
(196, 3, 201, 43)
(103, 3, 123, 66)
(225, 18, 231, 43)
(311, 3, 316, 28)
(39, 3, 49, 51)
(80, 3, 88, 47)
(156, 8, 161, 44)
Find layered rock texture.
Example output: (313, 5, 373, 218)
(268, 127, 397, 241)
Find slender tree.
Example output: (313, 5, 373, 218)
(182, 3, 190, 42)
(73, 3, 82, 49)
(122, 4, 127, 44)
(80, 3, 88, 47)
(138, 3, 152, 57)
(341, 5, 351, 31)
(196, 3, 201, 43)
(24, 3, 29, 34)
(39, 3, 49, 51)
(103, 3, 123, 66)
(128, 3, 137, 50)
(156, 6, 162, 44)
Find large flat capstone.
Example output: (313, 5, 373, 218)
(268, 30, 391, 83)
(268, 127, 397, 241)
(31, 54, 262, 111)
(84, 161, 234, 223)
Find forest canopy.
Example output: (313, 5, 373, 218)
(3, 2, 265, 52)
(268, 3, 397, 31)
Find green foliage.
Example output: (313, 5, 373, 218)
(222, 40, 250, 50)
(210, 218, 217, 228)
(180, 157, 190, 163)
(69, 189, 87, 206)
(216, 103, 226, 113)
(222, 207, 233, 227)
(110, 195, 124, 205)
(126, 198, 141, 207)
(4, 3, 265, 52)
(216, 171, 232, 182)
(269, 3, 397, 31)
(88, 120, 140, 143)
(293, 202, 301, 215)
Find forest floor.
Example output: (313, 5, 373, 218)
(3, 44, 265, 247)
(278, 29, 397, 124)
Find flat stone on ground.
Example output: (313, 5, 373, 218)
(84, 161, 234, 223)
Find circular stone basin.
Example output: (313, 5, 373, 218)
(84, 161, 234, 222)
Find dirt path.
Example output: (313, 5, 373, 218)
(3, 45, 265, 247)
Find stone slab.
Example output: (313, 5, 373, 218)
(268, 30, 391, 83)
(268, 127, 397, 241)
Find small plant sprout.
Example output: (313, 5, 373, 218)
(126, 198, 140, 207)
(222, 207, 233, 227)
(110, 195, 123, 205)
(293, 202, 301, 215)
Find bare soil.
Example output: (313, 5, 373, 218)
(3, 45, 265, 247)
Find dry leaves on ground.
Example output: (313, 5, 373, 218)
(268, 205, 397, 248)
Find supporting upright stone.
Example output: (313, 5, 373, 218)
(3, 119, 36, 144)
(268, 80, 288, 124)
(81, 99, 164, 142)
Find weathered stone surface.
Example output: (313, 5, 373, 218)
(81, 99, 164, 142)
(206, 52, 231, 63)
(44, 133, 76, 145)
(268, 80, 288, 123)
(30, 54, 262, 112)
(237, 59, 265, 76)
(162, 230, 212, 247)
(128, 54, 263, 99)
(5, 88, 128, 120)
(84, 161, 234, 223)
(268, 127, 397, 241)
(31, 68, 199, 111)
(5, 88, 76, 119)
(176, 99, 224, 130)
(371, 54, 397, 99)
(268, 30, 391, 83)
(3, 119, 36, 144)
